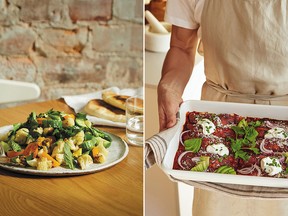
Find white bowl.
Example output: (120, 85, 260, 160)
(145, 22, 171, 53)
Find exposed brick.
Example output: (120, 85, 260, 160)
(68, 0, 112, 23)
(35, 27, 88, 56)
(1, 0, 143, 104)
(91, 24, 131, 52)
(11, 0, 50, 22)
(2, 4, 20, 25)
(105, 57, 143, 87)
(42, 83, 104, 100)
(131, 24, 143, 52)
(0, 26, 36, 55)
(0, 0, 8, 23)
(113, 0, 143, 23)
(48, 0, 73, 27)
(134, 0, 144, 21)
(0, 57, 36, 82)
(34, 56, 108, 85)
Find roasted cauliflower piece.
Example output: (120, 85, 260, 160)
(92, 142, 108, 164)
(62, 116, 75, 128)
(72, 131, 84, 145)
(14, 128, 29, 145)
(55, 153, 64, 165)
(26, 158, 38, 167)
(33, 127, 43, 136)
(65, 138, 79, 151)
(77, 154, 93, 170)
(51, 140, 65, 158)
(37, 157, 52, 171)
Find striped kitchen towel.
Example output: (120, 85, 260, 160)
(145, 123, 288, 199)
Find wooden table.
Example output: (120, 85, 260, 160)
(0, 99, 143, 216)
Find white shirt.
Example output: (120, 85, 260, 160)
(165, 0, 205, 37)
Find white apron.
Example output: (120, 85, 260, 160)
(201, 0, 288, 105)
(193, 0, 288, 215)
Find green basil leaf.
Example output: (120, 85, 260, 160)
(64, 142, 75, 170)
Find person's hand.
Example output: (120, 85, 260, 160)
(157, 26, 199, 131)
(157, 82, 183, 131)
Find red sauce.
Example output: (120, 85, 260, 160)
(173, 111, 288, 178)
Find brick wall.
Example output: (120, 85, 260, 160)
(0, 0, 143, 105)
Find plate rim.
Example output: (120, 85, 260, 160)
(0, 126, 129, 176)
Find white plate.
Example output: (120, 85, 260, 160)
(162, 100, 288, 188)
(62, 87, 143, 128)
(0, 125, 129, 176)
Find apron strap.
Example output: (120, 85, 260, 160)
(206, 80, 288, 101)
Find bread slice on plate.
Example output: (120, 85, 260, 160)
(84, 99, 126, 123)
(102, 91, 130, 111)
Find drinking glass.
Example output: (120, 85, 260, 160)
(125, 95, 144, 146)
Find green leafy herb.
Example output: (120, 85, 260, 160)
(46, 109, 62, 120)
(249, 120, 262, 128)
(80, 137, 97, 151)
(24, 111, 38, 128)
(231, 126, 245, 136)
(42, 119, 62, 129)
(76, 112, 87, 120)
(75, 113, 89, 128)
(229, 119, 260, 161)
(238, 119, 248, 128)
(235, 150, 249, 161)
(244, 127, 258, 145)
(25, 153, 34, 161)
(90, 127, 112, 142)
(52, 126, 81, 140)
(184, 138, 202, 153)
(248, 147, 260, 154)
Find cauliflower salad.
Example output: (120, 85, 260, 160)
(0, 110, 112, 171)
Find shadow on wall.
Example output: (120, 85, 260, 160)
(0, 0, 143, 107)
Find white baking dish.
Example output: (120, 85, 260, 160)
(161, 100, 288, 188)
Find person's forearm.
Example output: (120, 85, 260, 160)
(160, 46, 196, 95)
(159, 26, 199, 96)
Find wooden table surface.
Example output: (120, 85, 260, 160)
(0, 99, 143, 216)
